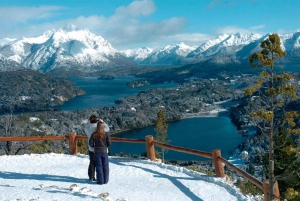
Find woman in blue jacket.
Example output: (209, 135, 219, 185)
(89, 119, 112, 185)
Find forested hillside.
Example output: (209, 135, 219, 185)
(0, 69, 85, 113)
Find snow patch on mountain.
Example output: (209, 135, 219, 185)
(121, 47, 153, 62)
(187, 33, 262, 62)
(0, 54, 24, 71)
(140, 42, 197, 65)
(188, 34, 230, 58)
(0, 38, 17, 47)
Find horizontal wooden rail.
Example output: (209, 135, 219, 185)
(153, 141, 212, 159)
(75, 136, 88, 140)
(0, 136, 69, 141)
(111, 137, 145, 143)
(219, 157, 263, 190)
(0, 136, 146, 144)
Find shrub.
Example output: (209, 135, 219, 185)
(186, 166, 215, 176)
(77, 139, 88, 155)
(29, 142, 52, 154)
(235, 179, 262, 197)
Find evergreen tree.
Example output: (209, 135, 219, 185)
(246, 33, 300, 200)
(271, 130, 300, 200)
(154, 109, 169, 163)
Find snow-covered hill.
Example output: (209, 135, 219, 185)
(0, 153, 257, 201)
(0, 24, 137, 72)
(139, 42, 197, 65)
(0, 54, 24, 71)
(121, 47, 154, 63)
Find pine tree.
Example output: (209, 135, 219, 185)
(246, 33, 300, 200)
(154, 109, 169, 163)
(272, 130, 300, 200)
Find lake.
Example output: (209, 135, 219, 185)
(111, 117, 244, 161)
(59, 76, 245, 161)
(56, 75, 178, 110)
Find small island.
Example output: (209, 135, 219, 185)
(127, 79, 150, 88)
(97, 75, 115, 80)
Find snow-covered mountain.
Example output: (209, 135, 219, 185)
(124, 33, 263, 65)
(2, 26, 300, 70)
(186, 33, 262, 64)
(139, 42, 197, 65)
(0, 24, 137, 72)
(280, 31, 300, 62)
(187, 33, 261, 58)
(130, 32, 300, 65)
(0, 54, 24, 71)
(0, 38, 17, 47)
(121, 47, 153, 63)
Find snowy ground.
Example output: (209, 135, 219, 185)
(0, 153, 256, 201)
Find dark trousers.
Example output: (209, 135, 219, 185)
(88, 151, 95, 180)
(94, 153, 109, 184)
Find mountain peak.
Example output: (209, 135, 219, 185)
(62, 24, 79, 32)
(175, 42, 188, 48)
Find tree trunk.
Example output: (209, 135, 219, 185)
(269, 64, 275, 201)
(6, 141, 12, 155)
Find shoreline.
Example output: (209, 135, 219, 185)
(111, 109, 234, 137)
(181, 110, 229, 119)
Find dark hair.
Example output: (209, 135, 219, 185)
(89, 115, 98, 123)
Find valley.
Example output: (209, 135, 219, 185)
(0, 25, 300, 194)
(1, 2, 300, 199)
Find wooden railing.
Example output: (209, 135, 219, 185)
(0, 133, 279, 201)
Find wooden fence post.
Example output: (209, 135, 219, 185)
(263, 180, 280, 201)
(145, 135, 156, 161)
(68, 132, 78, 155)
(212, 149, 225, 178)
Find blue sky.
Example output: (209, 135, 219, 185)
(0, 0, 299, 50)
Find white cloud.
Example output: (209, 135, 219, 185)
(102, 17, 187, 48)
(249, 24, 265, 30)
(0, 1, 211, 49)
(0, 6, 63, 24)
(114, 0, 156, 17)
(170, 33, 213, 42)
(214, 25, 265, 35)
(161, 33, 213, 45)
(207, 0, 258, 9)
(276, 28, 300, 35)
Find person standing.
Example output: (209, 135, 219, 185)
(89, 119, 112, 185)
(84, 115, 109, 181)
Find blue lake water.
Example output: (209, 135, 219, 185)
(282, 64, 300, 73)
(56, 75, 178, 110)
(110, 117, 244, 161)
(59, 76, 245, 161)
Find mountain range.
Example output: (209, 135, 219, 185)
(0, 24, 137, 73)
(122, 32, 300, 66)
(1, 24, 300, 73)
